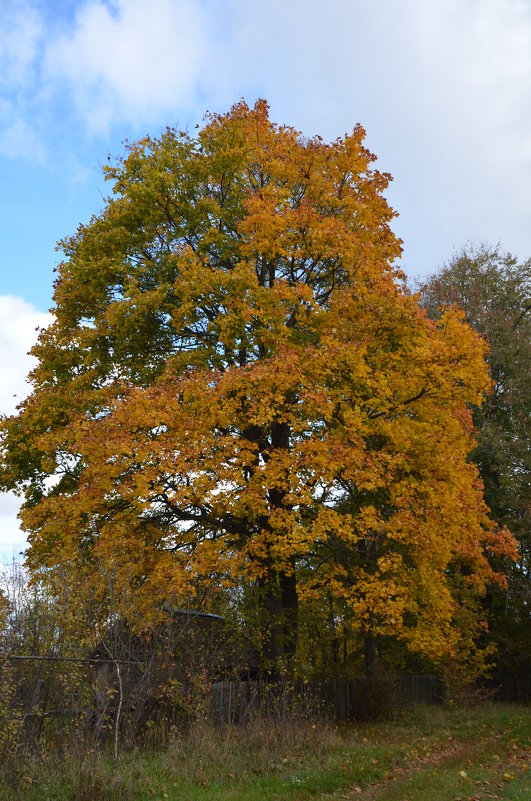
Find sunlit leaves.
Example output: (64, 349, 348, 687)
(0, 102, 517, 672)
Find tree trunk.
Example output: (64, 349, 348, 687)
(364, 631, 376, 681)
(279, 564, 298, 661)
(269, 421, 298, 668)
(247, 418, 299, 673)
(259, 564, 298, 674)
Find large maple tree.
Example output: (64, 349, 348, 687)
(0, 101, 517, 674)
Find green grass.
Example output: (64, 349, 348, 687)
(2, 703, 529, 801)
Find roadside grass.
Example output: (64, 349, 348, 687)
(2, 703, 529, 801)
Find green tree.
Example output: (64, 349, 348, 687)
(419, 244, 531, 696)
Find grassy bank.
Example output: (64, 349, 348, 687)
(2, 704, 529, 801)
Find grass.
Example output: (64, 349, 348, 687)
(2, 703, 529, 801)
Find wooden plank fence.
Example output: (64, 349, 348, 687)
(211, 675, 445, 724)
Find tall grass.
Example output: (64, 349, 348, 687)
(0, 703, 527, 801)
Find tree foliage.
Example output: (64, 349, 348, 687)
(419, 245, 530, 695)
(0, 102, 517, 675)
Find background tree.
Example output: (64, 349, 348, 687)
(0, 103, 516, 677)
(419, 244, 530, 697)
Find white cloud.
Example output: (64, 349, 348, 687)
(0, 2, 46, 162)
(0, 492, 28, 559)
(0, 296, 52, 556)
(45, 0, 208, 132)
(0, 102, 46, 161)
(0, 2, 43, 88)
(1, 1, 531, 265)
(0, 295, 51, 416)
(392, 0, 531, 273)
(227, 0, 531, 274)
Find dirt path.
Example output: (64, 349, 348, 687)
(323, 730, 530, 801)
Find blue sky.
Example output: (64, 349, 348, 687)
(2, 0, 531, 554)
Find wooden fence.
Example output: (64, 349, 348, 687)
(211, 675, 445, 724)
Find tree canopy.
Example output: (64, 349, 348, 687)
(419, 245, 530, 693)
(0, 101, 517, 676)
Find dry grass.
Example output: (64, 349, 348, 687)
(0, 703, 528, 801)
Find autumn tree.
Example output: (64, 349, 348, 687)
(0, 101, 517, 676)
(419, 245, 530, 695)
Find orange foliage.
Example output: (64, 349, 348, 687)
(0, 101, 517, 672)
